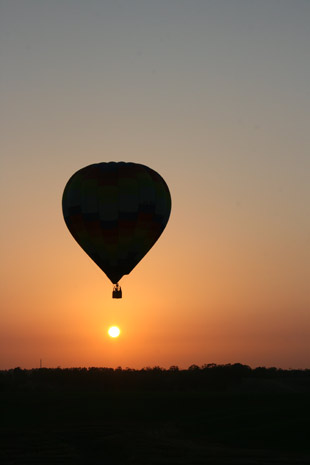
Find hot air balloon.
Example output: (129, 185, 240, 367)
(62, 162, 171, 298)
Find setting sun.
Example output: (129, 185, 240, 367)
(108, 326, 120, 338)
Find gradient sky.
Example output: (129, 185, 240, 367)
(1, 0, 309, 369)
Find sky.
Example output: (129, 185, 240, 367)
(1, 0, 309, 370)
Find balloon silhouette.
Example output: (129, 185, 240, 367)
(62, 162, 171, 297)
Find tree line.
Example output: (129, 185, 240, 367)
(1, 363, 309, 393)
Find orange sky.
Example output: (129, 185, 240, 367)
(1, 1, 309, 369)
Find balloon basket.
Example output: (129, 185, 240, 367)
(112, 284, 122, 299)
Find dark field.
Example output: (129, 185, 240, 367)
(1, 365, 310, 464)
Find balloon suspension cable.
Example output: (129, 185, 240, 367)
(112, 283, 122, 299)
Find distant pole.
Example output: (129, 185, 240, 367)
(40, 358, 42, 369)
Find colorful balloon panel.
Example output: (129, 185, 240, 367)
(62, 162, 171, 284)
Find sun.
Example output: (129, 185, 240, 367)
(108, 326, 120, 338)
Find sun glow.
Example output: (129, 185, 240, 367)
(108, 326, 120, 338)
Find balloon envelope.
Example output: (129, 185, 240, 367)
(62, 162, 171, 284)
